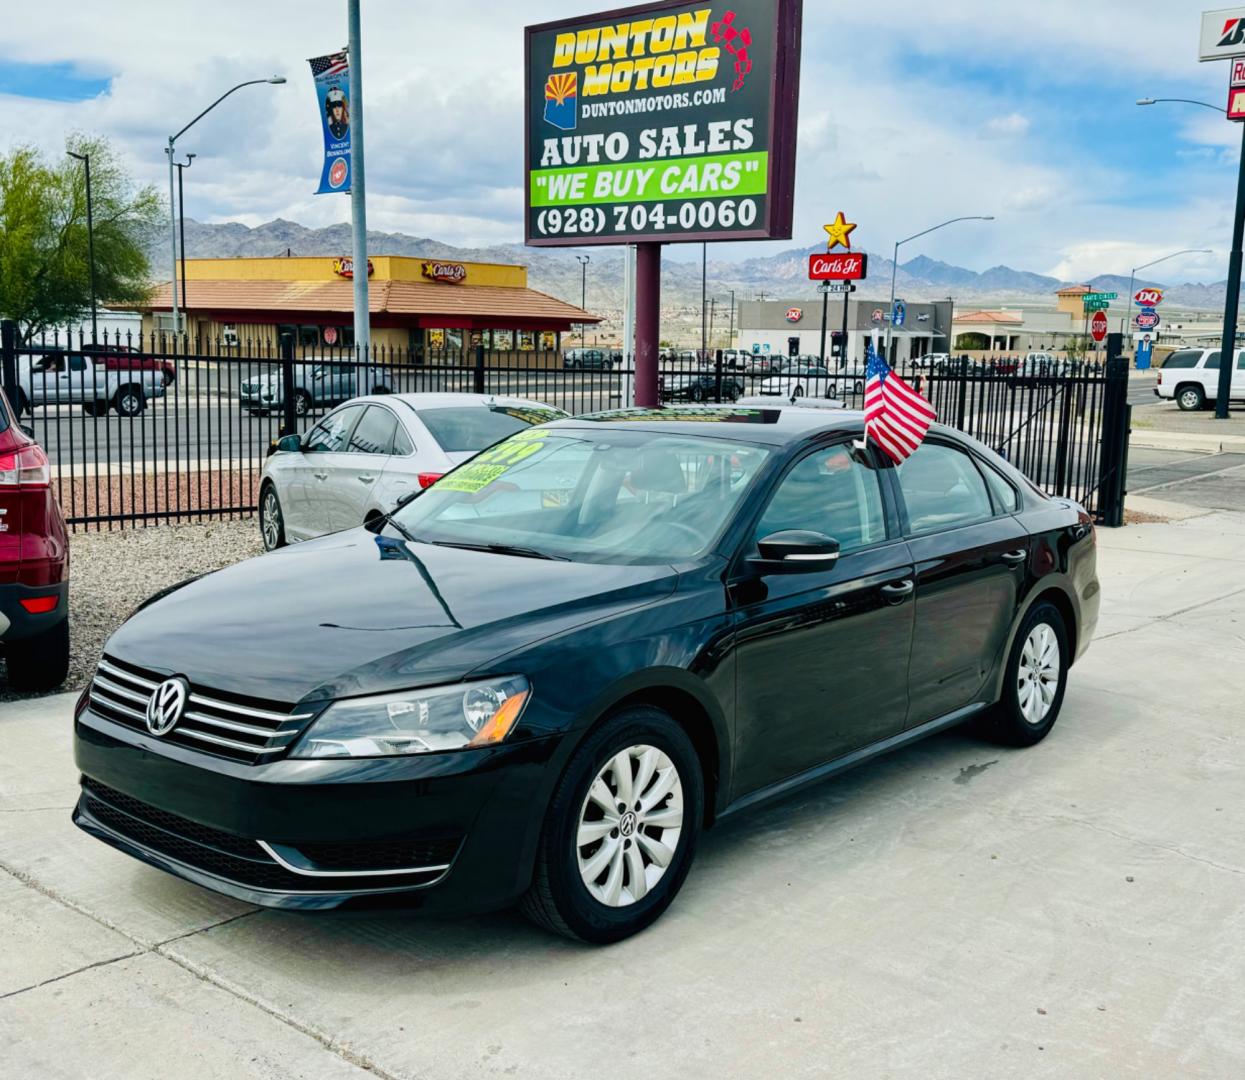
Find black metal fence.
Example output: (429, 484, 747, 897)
(0, 321, 1130, 530)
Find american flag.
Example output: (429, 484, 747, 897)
(863, 336, 937, 463)
(309, 51, 349, 77)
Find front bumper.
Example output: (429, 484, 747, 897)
(0, 580, 69, 643)
(73, 700, 564, 913)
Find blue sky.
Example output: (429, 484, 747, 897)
(0, 0, 1240, 283)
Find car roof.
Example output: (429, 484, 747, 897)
(355, 391, 565, 412)
(546, 404, 868, 446)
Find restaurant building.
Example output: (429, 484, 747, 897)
(136, 255, 601, 361)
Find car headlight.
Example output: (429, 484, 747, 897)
(290, 676, 530, 759)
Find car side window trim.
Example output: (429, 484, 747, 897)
(346, 404, 400, 455)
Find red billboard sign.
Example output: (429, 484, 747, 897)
(808, 252, 868, 281)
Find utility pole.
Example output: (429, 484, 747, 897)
(701, 242, 708, 361)
(348, 0, 370, 357)
(67, 150, 97, 344)
(576, 254, 590, 350)
(728, 289, 735, 349)
(174, 154, 195, 335)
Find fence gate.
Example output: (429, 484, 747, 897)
(0, 321, 1131, 530)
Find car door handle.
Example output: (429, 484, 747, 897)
(1000, 549, 1028, 564)
(880, 580, 914, 603)
(313, 471, 328, 481)
(357, 474, 377, 484)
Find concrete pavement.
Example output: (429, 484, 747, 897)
(2, 513, 1245, 1079)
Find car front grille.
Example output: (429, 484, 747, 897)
(88, 655, 319, 765)
(78, 779, 460, 893)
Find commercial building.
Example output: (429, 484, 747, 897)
(736, 298, 953, 364)
(135, 255, 600, 360)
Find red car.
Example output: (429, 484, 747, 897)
(0, 388, 69, 691)
(81, 343, 176, 386)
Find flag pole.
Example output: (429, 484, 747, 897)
(348, 0, 369, 358)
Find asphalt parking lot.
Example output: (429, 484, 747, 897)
(2, 508, 1243, 1078)
(1127, 446, 1245, 512)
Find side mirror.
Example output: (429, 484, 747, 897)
(277, 434, 303, 453)
(751, 530, 840, 572)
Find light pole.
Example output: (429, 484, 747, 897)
(174, 154, 195, 333)
(1121, 248, 1212, 334)
(166, 76, 284, 335)
(1139, 97, 1237, 417)
(575, 254, 590, 349)
(66, 150, 97, 344)
(887, 216, 993, 363)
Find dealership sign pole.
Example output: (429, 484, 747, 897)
(1200, 7, 1245, 417)
(525, 0, 803, 405)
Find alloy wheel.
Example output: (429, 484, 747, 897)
(1017, 622, 1060, 724)
(261, 490, 281, 549)
(576, 744, 684, 908)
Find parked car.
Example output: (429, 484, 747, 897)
(80, 343, 177, 387)
(1017, 353, 1069, 379)
(660, 373, 745, 403)
(258, 392, 568, 548)
(913, 353, 950, 371)
(240, 360, 394, 417)
(758, 364, 833, 399)
(73, 405, 1098, 942)
(15, 351, 166, 417)
(1155, 347, 1245, 411)
(721, 348, 747, 369)
(0, 389, 69, 691)
(564, 348, 613, 370)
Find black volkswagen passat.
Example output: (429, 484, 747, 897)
(74, 406, 1099, 943)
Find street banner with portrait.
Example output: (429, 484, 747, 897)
(524, 0, 802, 246)
(309, 51, 351, 194)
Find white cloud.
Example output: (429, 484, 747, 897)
(982, 113, 1030, 139)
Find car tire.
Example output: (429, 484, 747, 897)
(520, 705, 704, 944)
(82, 399, 105, 417)
(259, 484, 286, 551)
(5, 616, 70, 693)
(977, 602, 1069, 747)
(113, 386, 145, 417)
(293, 391, 312, 417)
(1176, 385, 1205, 412)
(371, 385, 391, 395)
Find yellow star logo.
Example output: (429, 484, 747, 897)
(823, 212, 857, 251)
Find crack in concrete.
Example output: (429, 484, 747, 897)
(1092, 582, 1245, 641)
(0, 859, 393, 1077)
(1036, 814, 1245, 879)
(0, 805, 75, 813)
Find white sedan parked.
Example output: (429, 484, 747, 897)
(258, 392, 567, 549)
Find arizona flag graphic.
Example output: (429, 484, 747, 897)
(544, 72, 577, 131)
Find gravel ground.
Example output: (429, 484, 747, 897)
(0, 520, 262, 702)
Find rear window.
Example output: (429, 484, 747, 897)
(417, 406, 564, 452)
(0, 393, 10, 434)
(1162, 350, 1203, 369)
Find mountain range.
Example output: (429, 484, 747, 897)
(164, 218, 1234, 340)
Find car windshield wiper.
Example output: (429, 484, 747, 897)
(383, 516, 418, 543)
(427, 540, 569, 561)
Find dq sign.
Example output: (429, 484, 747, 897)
(785, 307, 803, 322)
(1134, 287, 1163, 307)
(809, 252, 868, 281)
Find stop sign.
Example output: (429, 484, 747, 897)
(1091, 311, 1108, 342)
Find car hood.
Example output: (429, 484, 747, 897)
(105, 527, 678, 704)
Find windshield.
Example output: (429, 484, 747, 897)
(393, 427, 771, 563)
(416, 405, 567, 452)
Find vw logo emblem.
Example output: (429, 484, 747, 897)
(146, 677, 188, 736)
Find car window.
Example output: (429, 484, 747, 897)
(416, 406, 564, 452)
(304, 405, 363, 453)
(895, 441, 994, 534)
(68, 355, 87, 372)
(1204, 352, 1222, 370)
(348, 405, 397, 455)
(392, 423, 415, 456)
(1162, 350, 1203, 369)
(1238, 350, 1245, 370)
(33, 355, 62, 373)
(755, 444, 886, 554)
(979, 459, 1019, 513)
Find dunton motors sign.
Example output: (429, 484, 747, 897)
(808, 252, 868, 281)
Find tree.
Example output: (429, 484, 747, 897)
(0, 134, 162, 339)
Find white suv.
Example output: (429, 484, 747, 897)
(1155, 348, 1245, 411)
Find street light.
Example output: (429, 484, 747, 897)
(166, 76, 284, 335)
(575, 254, 590, 349)
(887, 216, 993, 362)
(174, 154, 196, 333)
(66, 150, 97, 344)
(1121, 248, 1212, 334)
(1138, 96, 1237, 417)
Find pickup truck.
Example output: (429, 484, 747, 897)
(14, 351, 166, 417)
(239, 360, 394, 417)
